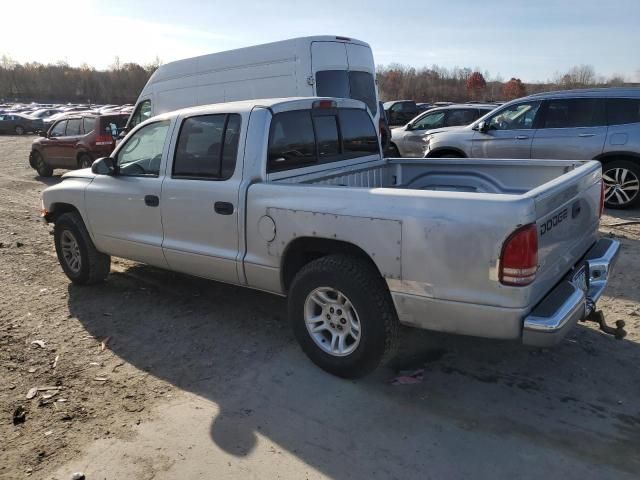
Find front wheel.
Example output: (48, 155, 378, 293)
(602, 160, 640, 209)
(78, 153, 93, 169)
(54, 212, 111, 285)
(33, 151, 53, 177)
(289, 254, 398, 378)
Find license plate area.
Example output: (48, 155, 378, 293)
(571, 263, 589, 293)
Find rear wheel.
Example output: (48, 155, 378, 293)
(289, 254, 399, 378)
(15, 125, 25, 135)
(602, 160, 640, 209)
(33, 151, 53, 177)
(78, 153, 93, 169)
(54, 212, 110, 285)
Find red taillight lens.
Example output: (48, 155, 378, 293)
(599, 179, 605, 218)
(94, 134, 114, 146)
(500, 224, 538, 286)
(312, 100, 337, 109)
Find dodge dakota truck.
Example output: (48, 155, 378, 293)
(42, 97, 621, 378)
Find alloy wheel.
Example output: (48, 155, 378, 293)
(304, 287, 361, 357)
(603, 167, 640, 207)
(60, 230, 82, 273)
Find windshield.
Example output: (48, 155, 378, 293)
(316, 70, 377, 116)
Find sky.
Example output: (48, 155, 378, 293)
(2, 0, 639, 83)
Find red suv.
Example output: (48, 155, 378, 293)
(29, 113, 128, 177)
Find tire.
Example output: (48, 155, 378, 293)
(14, 125, 25, 135)
(33, 151, 53, 177)
(602, 160, 640, 209)
(78, 153, 93, 169)
(288, 254, 399, 378)
(386, 144, 401, 158)
(54, 212, 110, 285)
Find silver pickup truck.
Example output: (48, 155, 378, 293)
(42, 97, 620, 378)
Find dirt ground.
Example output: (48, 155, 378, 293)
(1, 134, 639, 480)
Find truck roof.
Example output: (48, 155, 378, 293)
(156, 97, 368, 118)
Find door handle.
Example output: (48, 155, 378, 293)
(515, 135, 529, 140)
(578, 133, 595, 138)
(144, 195, 159, 207)
(214, 201, 234, 215)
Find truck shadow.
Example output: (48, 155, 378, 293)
(66, 257, 640, 478)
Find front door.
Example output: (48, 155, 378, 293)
(84, 119, 172, 268)
(57, 117, 83, 168)
(471, 100, 542, 158)
(41, 120, 68, 164)
(399, 110, 447, 157)
(531, 98, 607, 159)
(160, 112, 243, 284)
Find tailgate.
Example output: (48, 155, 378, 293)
(529, 161, 602, 305)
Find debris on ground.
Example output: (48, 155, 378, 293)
(26, 387, 38, 399)
(391, 369, 425, 385)
(100, 336, 111, 351)
(30, 340, 46, 348)
(52, 355, 60, 369)
(71, 472, 86, 480)
(13, 406, 27, 425)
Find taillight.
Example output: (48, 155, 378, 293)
(94, 134, 114, 146)
(599, 179, 605, 218)
(499, 224, 538, 286)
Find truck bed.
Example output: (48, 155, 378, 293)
(270, 157, 584, 195)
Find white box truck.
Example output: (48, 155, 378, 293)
(126, 35, 380, 131)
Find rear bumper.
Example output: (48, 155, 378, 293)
(522, 238, 621, 347)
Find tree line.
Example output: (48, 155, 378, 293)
(0, 56, 159, 104)
(0, 55, 635, 105)
(376, 64, 633, 103)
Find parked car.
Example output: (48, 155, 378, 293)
(416, 102, 432, 112)
(389, 104, 496, 157)
(29, 108, 63, 120)
(0, 113, 44, 135)
(29, 113, 129, 176)
(423, 88, 640, 209)
(42, 96, 618, 378)
(383, 100, 419, 126)
(126, 35, 380, 135)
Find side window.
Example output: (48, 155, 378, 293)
(50, 120, 67, 137)
(268, 111, 316, 171)
(65, 118, 82, 136)
(390, 103, 403, 113)
(446, 109, 477, 127)
(487, 101, 541, 131)
(413, 111, 445, 130)
(173, 114, 241, 180)
(116, 120, 170, 177)
(339, 108, 379, 156)
(83, 117, 96, 134)
(607, 98, 640, 126)
(129, 99, 152, 128)
(541, 98, 606, 128)
(348, 71, 377, 115)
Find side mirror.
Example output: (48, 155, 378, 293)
(406, 122, 413, 131)
(91, 157, 116, 175)
(39, 131, 48, 137)
(477, 121, 490, 133)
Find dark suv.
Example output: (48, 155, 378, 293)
(383, 100, 419, 126)
(29, 113, 128, 177)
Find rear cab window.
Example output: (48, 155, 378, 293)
(268, 107, 379, 173)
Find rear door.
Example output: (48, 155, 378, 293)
(160, 113, 243, 284)
(471, 100, 541, 158)
(531, 98, 607, 159)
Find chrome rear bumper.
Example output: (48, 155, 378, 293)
(522, 238, 621, 347)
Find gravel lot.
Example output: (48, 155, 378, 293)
(1, 134, 639, 480)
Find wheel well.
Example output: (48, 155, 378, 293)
(596, 153, 640, 166)
(426, 147, 466, 158)
(281, 237, 381, 293)
(76, 151, 92, 163)
(46, 203, 80, 223)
